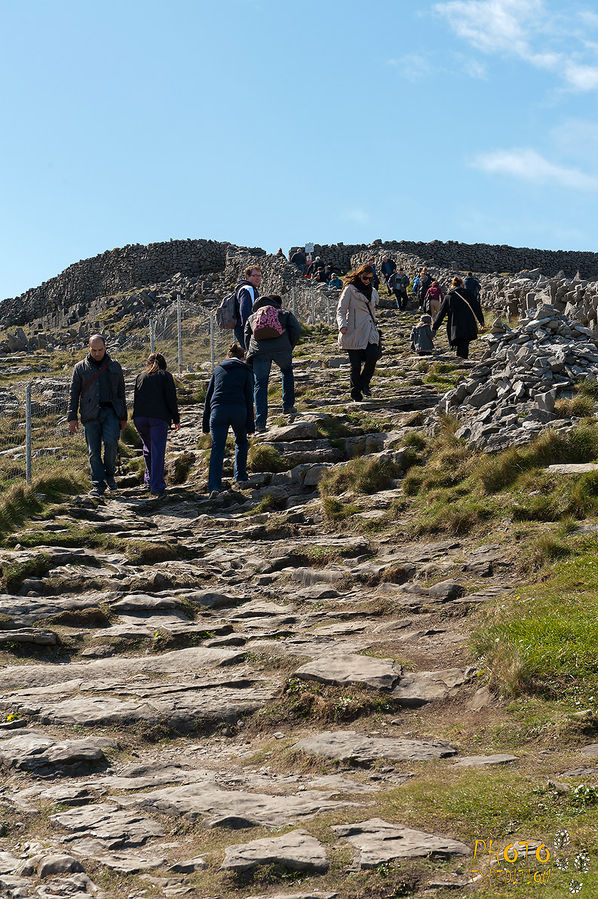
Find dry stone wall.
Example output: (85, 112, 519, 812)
(4, 236, 598, 330)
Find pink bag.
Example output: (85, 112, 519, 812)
(253, 305, 284, 340)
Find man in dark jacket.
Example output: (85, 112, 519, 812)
(381, 256, 396, 288)
(290, 248, 307, 274)
(67, 334, 127, 495)
(244, 295, 302, 432)
(234, 264, 262, 349)
(464, 272, 482, 300)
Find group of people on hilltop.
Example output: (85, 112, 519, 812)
(67, 261, 483, 501)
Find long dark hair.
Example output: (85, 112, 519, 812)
(145, 352, 167, 374)
(343, 263, 374, 287)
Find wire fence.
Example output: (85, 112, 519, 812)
(0, 285, 343, 489)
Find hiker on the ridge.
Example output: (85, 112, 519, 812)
(381, 256, 396, 288)
(418, 267, 432, 308)
(133, 352, 180, 497)
(328, 272, 343, 289)
(337, 263, 381, 402)
(464, 271, 482, 300)
(67, 334, 127, 497)
(389, 266, 410, 310)
(245, 294, 302, 432)
(234, 264, 262, 349)
(424, 279, 444, 318)
(203, 343, 254, 498)
(432, 275, 485, 359)
(290, 247, 307, 274)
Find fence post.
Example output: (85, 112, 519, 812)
(177, 294, 183, 372)
(25, 382, 32, 484)
(149, 317, 155, 353)
(292, 284, 296, 316)
(326, 293, 331, 327)
(310, 281, 315, 324)
(210, 313, 216, 369)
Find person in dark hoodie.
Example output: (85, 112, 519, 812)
(133, 352, 180, 496)
(244, 294, 302, 432)
(202, 343, 254, 497)
(432, 275, 485, 358)
(234, 264, 262, 349)
(67, 333, 127, 496)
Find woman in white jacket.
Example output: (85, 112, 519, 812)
(336, 263, 381, 401)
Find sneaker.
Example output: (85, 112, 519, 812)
(350, 394, 362, 403)
(209, 490, 220, 500)
(234, 479, 249, 488)
(255, 425, 267, 434)
(362, 387, 372, 397)
(283, 405, 297, 415)
(106, 478, 118, 491)
(89, 487, 105, 497)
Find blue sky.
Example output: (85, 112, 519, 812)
(1, 0, 597, 300)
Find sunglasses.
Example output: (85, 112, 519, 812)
(361, 275, 373, 282)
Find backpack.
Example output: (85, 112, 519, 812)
(253, 305, 284, 340)
(216, 291, 238, 329)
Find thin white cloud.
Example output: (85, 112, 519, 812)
(563, 62, 598, 91)
(471, 147, 598, 190)
(345, 208, 370, 225)
(388, 53, 434, 81)
(434, 0, 598, 91)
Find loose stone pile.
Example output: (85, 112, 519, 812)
(436, 303, 598, 450)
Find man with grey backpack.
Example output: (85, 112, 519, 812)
(244, 294, 302, 432)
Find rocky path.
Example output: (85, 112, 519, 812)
(0, 308, 556, 897)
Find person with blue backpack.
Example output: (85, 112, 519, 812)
(245, 294, 302, 433)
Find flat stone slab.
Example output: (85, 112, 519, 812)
(332, 818, 470, 867)
(119, 783, 355, 828)
(0, 628, 58, 646)
(247, 893, 337, 899)
(391, 668, 472, 707)
(0, 731, 107, 775)
(295, 730, 457, 764)
(0, 851, 19, 874)
(221, 829, 329, 874)
(267, 422, 319, 442)
(453, 754, 517, 767)
(294, 654, 401, 691)
(51, 802, 164, 848)
(548, 463, 598, 474)
(581, 743, 598, 757)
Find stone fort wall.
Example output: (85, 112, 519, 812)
(2, 236, 598, 327)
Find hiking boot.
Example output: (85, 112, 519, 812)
(106, 478, 118, 491)
(283, 405, 297, 415)
(255, 425, 267, 434)
(89, 487, 105, 497)
(362, 386, 372, 397)
(209, 490, 220, 500)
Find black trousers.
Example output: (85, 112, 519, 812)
(393, 287, 409, 310)
(454, 340, 470, 359)
(347, 343, 379, 399)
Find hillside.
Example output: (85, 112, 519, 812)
(0, 300, 596, 898)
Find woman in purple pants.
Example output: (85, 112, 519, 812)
(133, 353, 180, 495)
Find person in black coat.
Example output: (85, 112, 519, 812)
(202, 343, 255, 497)
(432, 276, 485, 359)
(133, 353, 180, 495)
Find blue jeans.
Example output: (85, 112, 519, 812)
(83, 407, 120, 492)
(234, 321, 246, 350)
(208, 404, 249, 492)
(134, 416, 169, 493)
(252, 354, 295, 429)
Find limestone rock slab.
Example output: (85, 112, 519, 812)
(391, 668, 472, 707)
(295, 730, 457, 764)
(51, 802, 164, 848)
(0, 731, 107, 775)
(454, 754, 517, 767)
(119, 783, 354, 827)
(221, 829, 329, 874)
(294, 654, 401, 691)
(332, 818, 470, 867)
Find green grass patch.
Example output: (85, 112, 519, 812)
(0, 469, 87, 543)
(248, 443, 287, 474)
(319, 456, 402, 497)
(472, 539, 598, 701)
